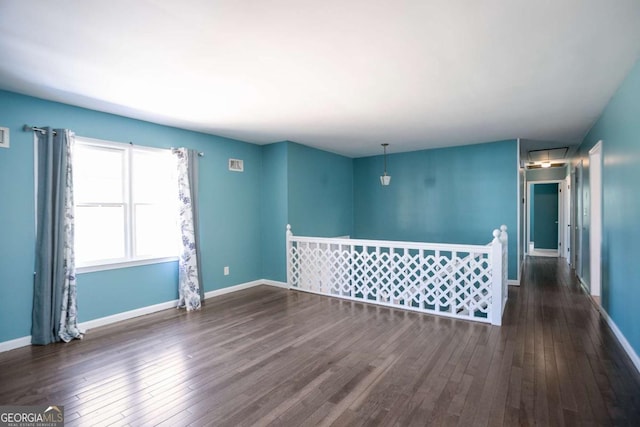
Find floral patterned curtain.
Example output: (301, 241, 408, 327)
(58, 132, 82, 342)
(32, 128, 83, 344)
(173, 148, 202, 311)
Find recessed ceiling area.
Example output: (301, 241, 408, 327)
(524, 146, 571, 169)
(528, 148, 569, 163)
(519, 139, 579, 168)
(1, 1, 640, 157)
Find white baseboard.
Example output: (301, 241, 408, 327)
(529, 249, 559, 257)
(86, 279, 289, 329)
(202, 279, 287, 299)
(204, 279, 264, 299)
(0, 335, 32, 353)
(508, 279, 520, 286)
(79, 299, 179, 331)
(261, 279, 289, 289)
(576, 276, 640, 374)
(579, 276, 590, 294)
(0, 278, 289, 354)
(597, 305, 640, 374)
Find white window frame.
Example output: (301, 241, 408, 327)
(74, 136, 178, 274)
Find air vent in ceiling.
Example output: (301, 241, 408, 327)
(229, 158, 244, 172)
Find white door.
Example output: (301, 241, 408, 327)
(589, 141, 602, 298)
(576, 161, 583, 278)
(565, 176, 572, 264)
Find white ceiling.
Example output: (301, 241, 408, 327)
(1, 1, 639, 158)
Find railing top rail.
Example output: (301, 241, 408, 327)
(288, 234, 493, 254)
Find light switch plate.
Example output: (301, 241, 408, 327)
(0, 127, 9, 148)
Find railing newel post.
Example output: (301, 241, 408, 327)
(286, 224, 293, 289)
(500, 224, 508, 311)
(490, 229, 503, 325)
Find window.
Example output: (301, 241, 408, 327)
(73, 137, 179, 271)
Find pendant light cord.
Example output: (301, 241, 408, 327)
(382, 143, 388, 174)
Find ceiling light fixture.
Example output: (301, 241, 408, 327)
(541, 150, 551, 168)
(380, 143, 391, 186)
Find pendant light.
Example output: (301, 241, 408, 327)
(380, 143, 391, 186)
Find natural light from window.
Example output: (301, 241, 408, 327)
(73, 137, 179, 270)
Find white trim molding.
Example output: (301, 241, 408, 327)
(579, 276, 589, 294)
(0, 279, 289, 353)
(525, 179, 565, 259)
(508, 280, 520, 286)
(203, 280, 265, 299)
(77, 256, 178, 274)
(85, 280, 289, 330)
(261, 280, 289, 289)
(0, 335, 32, 353)
(597, 305, 640, 374)
(528, 249, 560, 258)
(79, 299, 179, 331)
(577, 276, 640, 374)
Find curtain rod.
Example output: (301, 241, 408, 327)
(24, 125, 203, 156)
(23, 125, 58, 136)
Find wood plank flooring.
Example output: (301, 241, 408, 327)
(1, 256, 640, 426)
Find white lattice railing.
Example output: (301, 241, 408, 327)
(287, 225, 508, 325)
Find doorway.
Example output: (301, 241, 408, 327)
(527, 181, 562, 257)
(589, 141, 602, 301)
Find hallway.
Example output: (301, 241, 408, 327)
(506, 256, 640, 425)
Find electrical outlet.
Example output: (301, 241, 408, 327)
(224, 266, 229, 276)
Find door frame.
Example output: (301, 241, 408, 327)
(575, 161, 584, 277)
(589, 141, 603, 298)
(526, 180, 564, 257)
(564, 175, 572, 264)
(570, 169, 577, 268)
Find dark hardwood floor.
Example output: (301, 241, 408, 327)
(1, 257, 639, 426)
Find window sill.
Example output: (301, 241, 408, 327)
(76, 256, 179, 274)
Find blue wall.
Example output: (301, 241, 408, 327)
(287, 142, 353, 238)
(353, 140, 518, 280)
(260, 142, 354, 282)
(260, 142, 288, 282)
(532, 183, 559, 249)
(0, 90, 263, 342)
(576, 57, 640, 356)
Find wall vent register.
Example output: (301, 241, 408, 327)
(228, 158, 244, 172)
(0, 127, 9, 148)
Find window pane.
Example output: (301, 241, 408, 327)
(132, 150, 176, 204)
(74, 145, 124, 203)
(134, 204, 179, 258)
(75, 205, 125, 264)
